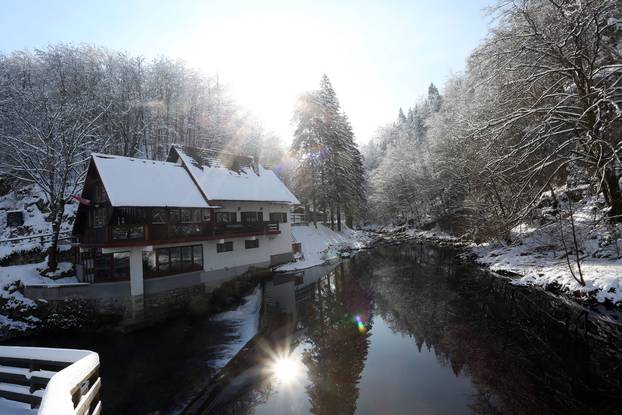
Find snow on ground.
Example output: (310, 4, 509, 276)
(0, 260, 78, 334)
(0, 184, 76, 261)
(364, 223, 460, 244)
(0, 261, 76, 287)
(0, 185, 80, 334)
(406, 227, 460, 242)
(276, 224, 373, 272)
(209, 286, 262, 370)
(471, 193, 622, 305)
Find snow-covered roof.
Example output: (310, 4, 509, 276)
(91, 154, 211, 208)
(170, 146, 300, 204)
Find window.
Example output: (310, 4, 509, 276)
(156, 249, 170, 274)
(192, 209, 202, 223)
(95, 183, 107, 203)
(217, 241, 234, 253)
(192, 245, 203, 269)
(181, 208, 201, 223)
(202, 209, 212, 222)
(170, 209, 180, 224)
(245, 239, 259, 249)
(113, 208, 145, 225)
(143, 251, 157, 277)
(269, 212, 288, 223)
(170, 247, 182, 273)
(216, 212, 237, 224)
(94, 251, 112, 280)
(172, 223, 202, 237)
(112, 252, 130, 280)
(241, 212, 263, 223)
(90, 250, 129, 282)
(182, 246, 192, 270)
(151, 244, 203, 276)
(111, 225, 144, 240)
(93, 208, 107, 228)
(152, 208, 167, 224)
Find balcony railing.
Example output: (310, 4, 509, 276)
(0, 346, 101, 414)
(79, 221, 280, 246)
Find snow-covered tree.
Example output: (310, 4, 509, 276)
(291, 75, 366, 229)
(0, 50, 110, 272)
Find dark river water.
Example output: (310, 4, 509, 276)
(6, 243, 622, 414)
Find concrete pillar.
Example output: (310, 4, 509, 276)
(129, 247, 144, 297)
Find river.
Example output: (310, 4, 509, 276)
(6, 243, 622, 414)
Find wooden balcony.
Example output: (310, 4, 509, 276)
(78, 221, 280, 248)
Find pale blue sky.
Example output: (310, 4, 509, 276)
(0, 0, 494, 143)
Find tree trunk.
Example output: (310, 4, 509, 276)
(337, 204, 342, 232)
(46, 200, 65, 273)
(330, 203, 335, 230)
(602, 166, 622, 223)
(346, 207, 354, 229)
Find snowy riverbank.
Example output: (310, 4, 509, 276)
(275, 224, 373, 272)
(469, 194, 622, 306)
(208, 286, 262, 370)
(367, 212, 622, 307)
(365, 224, 463, 246)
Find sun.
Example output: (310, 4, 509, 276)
(270, 354, 303, 385)
(183, 11, 340, 141)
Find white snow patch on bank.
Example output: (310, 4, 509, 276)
(276, 224, 372, 271)
(0, 261, 77, 288)
(471, 194, 622, 305)
(407, 227, 460, 241)
(209, 286, 262, 370)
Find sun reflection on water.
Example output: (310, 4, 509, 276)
(269, 353, 303, 385)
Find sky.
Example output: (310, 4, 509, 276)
(0, 0, 494, 144)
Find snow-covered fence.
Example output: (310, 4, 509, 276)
(0, 232, 73, 246)
(0, 346, 101, 414)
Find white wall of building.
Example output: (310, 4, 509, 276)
(201, 201, 292, 271)
(103, 201, 294, 293)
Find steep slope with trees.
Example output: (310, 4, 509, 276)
(364, 0, 622, 303)
(0, 45, 287, 273)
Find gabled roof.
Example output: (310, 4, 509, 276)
(168, 146, 300, 204)
(91, 153, 211, 208)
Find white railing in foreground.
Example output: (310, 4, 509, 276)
(0, 346, 101, 414)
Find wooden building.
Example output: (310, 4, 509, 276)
(72, 145, 299, 299)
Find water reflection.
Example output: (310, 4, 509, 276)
(209, 244, 622, 415)
(269, 354, 303, 384)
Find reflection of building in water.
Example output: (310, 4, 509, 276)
(263, 262, 340, 327)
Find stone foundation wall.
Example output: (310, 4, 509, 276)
(25, 266, 268, 332)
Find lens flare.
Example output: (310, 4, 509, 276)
(355, 315, 366, 334)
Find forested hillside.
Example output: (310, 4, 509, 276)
(365, 0, 622, 243)
(0, 45, 287, 271)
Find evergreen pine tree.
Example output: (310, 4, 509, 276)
(428, 83, 442, 112)
(291, 75, 367, 230)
